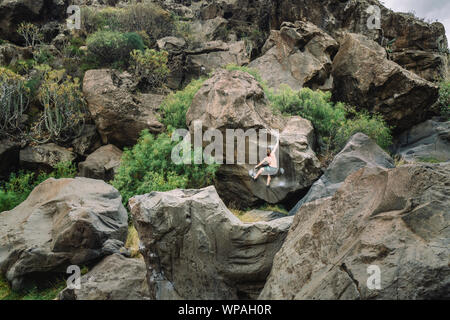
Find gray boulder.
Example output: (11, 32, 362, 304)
(78, 144, 122, 181)
(260, 163, 450, 299)
(290, 133, 395, 214)
(332, 33, 439, 132)
(393, 119, 450, 163)
(19, 143, 77, 171)
(59, 254, 150, 300)
(129, 186, 293, 300)
(186, 69, 321, 207)
(83, 69, 164, 148)
(71, 125, 102, 157)
(0, 177, 128, 290)
(249, 20, 338, 91)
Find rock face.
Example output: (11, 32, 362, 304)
(0, 0, 70, 44)
(260, 163, 450, 299)
(268, 0, 448, 82)
(0, 178, 128, 290)
(332, 33, 439, 132)
(393, 119, 450, 163)
(249, 21, 338, 91)
(0, 42, 33, 66)
(129, 186, 293, 300)
(78, 144, 122, 181)
(290, 133, 395, 214)
(186, 69, 321, 207)
(83, 69, 164, 148)
(59, 254, 150, 300)
(19, 143, 77, 170)
(0, 138, 21, 179)
(71, 125, 102, 157)
(184, 40, 250, 84)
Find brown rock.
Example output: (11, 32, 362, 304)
(332, 33, 439, 132)
(260, 163, 450, 299)
(83, 69, 164, 148)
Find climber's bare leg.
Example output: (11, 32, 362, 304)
(254, 168, 264, 180)
(266, 175, 271, 186)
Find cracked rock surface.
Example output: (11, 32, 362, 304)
(260, 163, 450, 299)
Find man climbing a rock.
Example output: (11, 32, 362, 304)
(252, 134, 280, 186)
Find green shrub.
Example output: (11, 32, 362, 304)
(112, 130, 218, 208)
(159, 77, 206, 129)
(86, 30, 145, 66)
(335, 112, 392, 151)
(438, 81, 450, 120)
(269, 85, 347, 147)
(228, 67, 392, 153)
(131, 49, 169, 89)
(0, 67, 30, 136)
(0, 161, 77, 213)
(32, 68, 87, 143)
(34, 48, 54, 65)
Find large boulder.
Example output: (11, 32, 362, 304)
(0, 42, 33, 66)
(289, 133, 395, 214)
(83, 69, 164, 148)
(71, 125, 102, 157)
(0, 178, 128, 290)
(332, 33, 439, 132)
(249, 21, 338, 91)
(129, 186, 293, 300)
(260, 163, 450, 299)
(184, 40, 250, 85)
(59, 254, 150, 300)
(392, 118, 450, 163)
(78, 144, 122, 181)
(268, 0, 448, 81)
(186, 69, 322, 207)
(0, 0, 70, 44)
(19, 143, 77, 171)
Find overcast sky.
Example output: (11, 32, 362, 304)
(382, 0, 450, 41)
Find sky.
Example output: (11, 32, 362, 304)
(382, 0, 450, 42)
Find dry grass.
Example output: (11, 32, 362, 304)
(125, 225, 142, 258)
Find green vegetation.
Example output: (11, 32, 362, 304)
(32, 68, 87, 143)
(112, 130, 218, 210)
(0, 67, 30, 136)
(438, 81, 450, 120)
(159, 77, 206, 129)
(0, 161, 77, 213)
(17, 22, 42, 48)
(130, 49, 169, 89)
(81, 2, 174, 44)
(86, 30, 145, 67)
(417, 157, 442, 164)
(0, 275, 65, 300)
(226, 65, 392, 153)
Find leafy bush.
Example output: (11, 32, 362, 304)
(130, 49, 169, 89)
(228, 67, 392, 152)
(0, 161, 77, 212)
(335, 111, 392, 151)
(0, 67, 29, 136)
(159, 77, 206, 129)
(32, 68, 87, 143)
(112, 130, 218, 207)
(438, 81, 450, 120)
(269, 85, 347, 147)
(86, 30, 145, 67)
